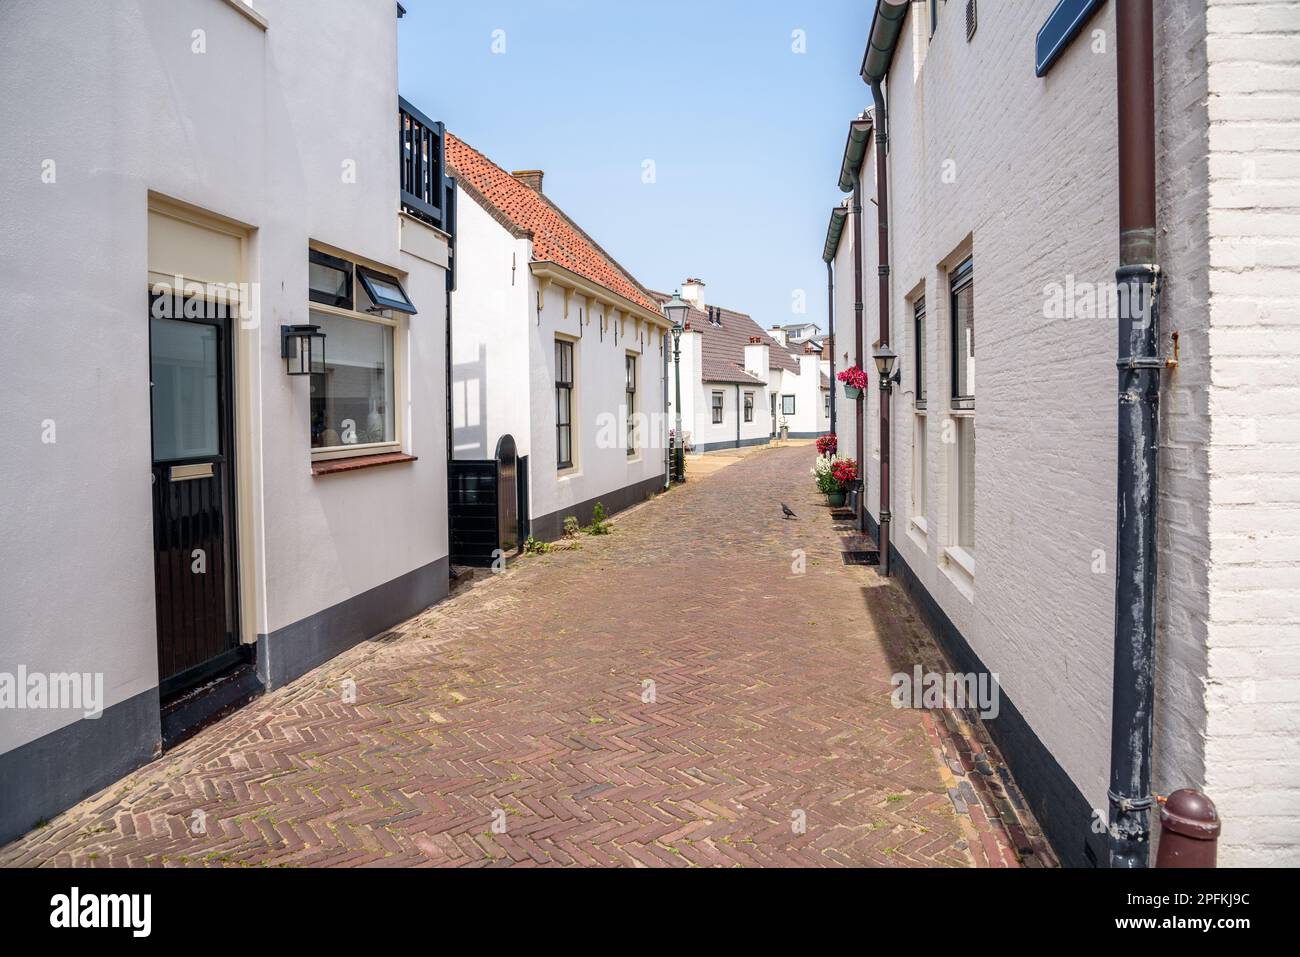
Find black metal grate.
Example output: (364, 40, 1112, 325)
(842, 550, 880, 566)
(966, 0, 977, 41)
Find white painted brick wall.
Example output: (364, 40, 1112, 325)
(862, 0, 1299, 865)
(1202, 0, 1300, 867)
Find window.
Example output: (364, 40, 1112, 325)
(744, 392, 754, 422)
(912, 414, 927, 521)
(950, 257, 974, 410)
(556, 339, 574, 468)
(357, 267, 416, 314)
(954, 417, 975, 551)
(914, 295, 927, 409)
(949, 255, 974, 558)
(711, 391, 724, 424)
(309, 249, 353, 309)
(824, 390, 830, 418)
(781, 394, 796, 416)
(625, 354, 637, 456)
(151, 317, 220, 461)
(309, 309, 395, 451)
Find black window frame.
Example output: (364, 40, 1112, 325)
(781, 394, 796, 416)
(308, 248, 354, 310)
(950, 257, 974, 411)
(357, 266, 417, 315)
(711, 391, 724, 425)
(556, 339, 574, 469)
(930, 0, 940, 37)
(743, 391, 754, 423)
(914, 295, 927, 409)
(625, 354, 637, 456)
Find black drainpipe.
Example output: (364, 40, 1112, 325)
(1108, 0, 1164, 869)
(827, 259, 836, 437)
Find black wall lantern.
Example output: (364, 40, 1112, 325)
(281, 324, 326, 376)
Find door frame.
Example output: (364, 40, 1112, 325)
(147, 195, 260, 694)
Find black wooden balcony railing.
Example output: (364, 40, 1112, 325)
(400, 96, 447, 231)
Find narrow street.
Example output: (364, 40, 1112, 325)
(2, 445, 1041, 867)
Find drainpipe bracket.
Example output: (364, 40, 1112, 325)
(1108, 790, 1156, 813)
(1116, 356, 1170, 371)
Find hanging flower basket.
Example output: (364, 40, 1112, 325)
(837, 365, 868, 401)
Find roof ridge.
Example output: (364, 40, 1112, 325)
(445, 130, 659, 314)
(529, 189, 661, 314)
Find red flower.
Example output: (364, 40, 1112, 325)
(816, 433, 838, 456)
(836, 365, 868, 390)
(831, 458, 859, 487)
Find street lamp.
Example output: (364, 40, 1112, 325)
(872, 340, 899, 390)
(663, 290, 690, 483)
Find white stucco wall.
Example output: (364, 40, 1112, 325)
(527, 280, 668, 523)
(450, 184, 533, 460)
(0, 0, 449, 753)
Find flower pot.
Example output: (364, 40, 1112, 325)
(843, 384, 862, 400)
(827, 490, 846, 507)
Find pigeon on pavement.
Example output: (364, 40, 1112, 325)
(782, 503, 797, 520)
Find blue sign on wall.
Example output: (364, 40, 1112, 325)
(1035, 0, 1106, 77)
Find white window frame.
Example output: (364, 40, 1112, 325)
(308, 291, 405, 463)
(944, 255, 975, 578)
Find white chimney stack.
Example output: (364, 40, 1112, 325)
(680, 277, 706, 309)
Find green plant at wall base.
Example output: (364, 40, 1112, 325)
(522, 536, 552, 555)
(585, 502, 613, 535)
(563, 515, 582, 538)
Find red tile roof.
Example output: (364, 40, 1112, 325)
(445, 132, 661, 315)
(651, 294, 801, 384)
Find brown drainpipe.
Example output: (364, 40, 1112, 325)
(869, 83, 892, 572)
(851, 129, 867, 525)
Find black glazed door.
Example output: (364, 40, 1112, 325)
(149, 298, 240, 695)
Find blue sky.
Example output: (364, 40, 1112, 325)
(397, 0, 871, 331)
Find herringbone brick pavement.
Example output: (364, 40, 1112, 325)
(1, 444, 1049, 867)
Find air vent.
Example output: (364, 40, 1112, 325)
(966, 0, 977, 41)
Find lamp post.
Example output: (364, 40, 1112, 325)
(663, 290, 690, 483)
(872, 340, 899, 573)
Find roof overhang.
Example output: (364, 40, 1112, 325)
(529, 260, 671, 330)
(823, 205, 849, 262)
(836, 116, 874, 193)
(859, 0, 911, 87)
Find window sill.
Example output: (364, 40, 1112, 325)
(312, 452, 417, 476)
(221, 0, 268, 30)
(943, 545, 976, 579)
(910, 515, 928, 536)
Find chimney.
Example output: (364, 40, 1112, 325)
(681, 277, 706, 309)
(769, 327, 787, 347)
(511, 169, 544, 193)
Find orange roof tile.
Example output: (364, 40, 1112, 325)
(445, 132, 661, 315)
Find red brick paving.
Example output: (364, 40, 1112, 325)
(1, 444, 1052, 867)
